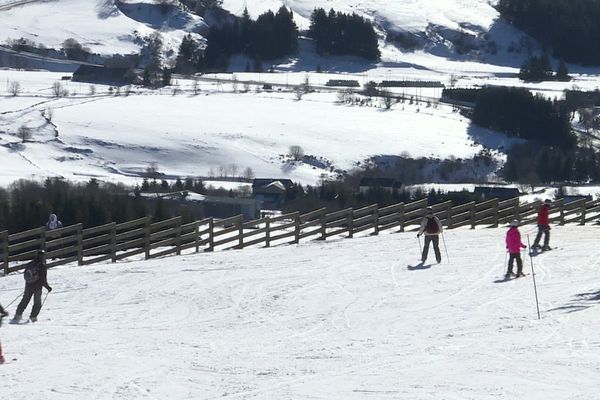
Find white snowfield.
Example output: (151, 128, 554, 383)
(1, 225, 599, 399)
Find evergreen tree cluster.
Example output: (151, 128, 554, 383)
(174, 34, 205, 74)
(519, 54, 570, 81)
(204, 6, 298, 71)
(503, 144, 600, 184)
(498, 0, 600, 66)
(472, 86, 574, 148)
(308, 8, 381, 61)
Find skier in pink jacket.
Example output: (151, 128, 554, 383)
(505, 220, 527, 278)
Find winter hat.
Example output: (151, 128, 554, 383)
(509, 220, 519, 227)
(544, 199, 552, 204)
(426, 207, 434, 215)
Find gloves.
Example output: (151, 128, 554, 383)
(47, 286, 53, 293)
(1, 310, 8, 317)
(416, 234, 420, 238)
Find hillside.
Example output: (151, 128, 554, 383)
(1, 225, 599, 398)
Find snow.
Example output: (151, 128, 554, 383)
(1, 224, 599, 398)
(0, 69, 515, 186)
(0, 0, 205, 56)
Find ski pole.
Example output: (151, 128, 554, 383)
(5, 291, 23, 308)
(441, 232, 450, 263)
(41, 292, 50, 308)
(527, 235, 541, 320)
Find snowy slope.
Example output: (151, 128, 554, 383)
(1, 225, 599, 399)
(0, 0, 206, 56)
(0, 70, 513, 185)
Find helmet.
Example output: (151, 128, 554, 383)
(426, 207, 434, 214)
(544, 199, 552, 204)
(509, 219, 519, 227)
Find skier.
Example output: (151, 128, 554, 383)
(505, 220, 527, 278)
(417, 207, 443, 264)
(46, 213, 62, 231)
(0, 303, 8, 364)
(11, 250, 52, 324)
(532, 199, 551, 250)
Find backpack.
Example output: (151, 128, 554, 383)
(24, 262, 40, 284)
(425, 217, 439, 234)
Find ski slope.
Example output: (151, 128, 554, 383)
(1, 224, 599, 399)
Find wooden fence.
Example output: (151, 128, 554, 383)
(1, 197, 599, 275)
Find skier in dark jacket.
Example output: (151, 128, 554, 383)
(417, 207, 443, 263)
(0, 303, 8, 364)
(532, 199, 551, 250)
(11, 250, 52, 323)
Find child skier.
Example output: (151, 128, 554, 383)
(506, 220, 527, 278)
(532, 199, 551, 250)
(0, 303, 8, 364)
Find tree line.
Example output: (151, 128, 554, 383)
(498, 0, 600, 66)
(175, 6, 381, 74)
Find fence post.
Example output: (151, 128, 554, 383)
(265, 218, 271, 248)
(144, 217, 151, 260)
(176, 217, 183, 255)
(206, 218, 215, 252)
(398, 203, 405, 232)
(294, 213, 300, 244)
(580, 199, 586, 225)
(347, 209, 354, 238)
(513, 198, 520, 221)
(110, 222, 117, 263)
(194, 221, 200, 253)
(76, 224, 83, 266)
(238, 217, 244, 249)
(492, 199, 499, 228)
(319, 211, 327, 240)
(1, 230, 8, 276)
(470, 202, 476, 229)
(559, 200, 565, 225)
(446, 202, 453, 229)
(373, 205, 379, 236)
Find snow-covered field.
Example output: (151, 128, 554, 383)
(1, 224, 599, 398)
(0, 69, 515, 185)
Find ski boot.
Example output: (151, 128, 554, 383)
(9, 314, 21, 324)
(29, 317, 37, 323)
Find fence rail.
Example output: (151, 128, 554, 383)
(2, 197, 599, 275)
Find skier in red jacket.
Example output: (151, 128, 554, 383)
(532, 199, 551, 250)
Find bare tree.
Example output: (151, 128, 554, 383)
(294, 86, 304, 101)
(146, 162, 160, 179)
(43, 108, 54, 122)
(52, 81, 68, 97)
(381, 90, 394, 110)
(228, 163, 239, 177)
(218, 165, 226, 177)
(89, 85, 96, 95)
(9, 81, 21, 96)
(289, 145, 304, 161)
(17, 125, 33, 142)
(192, 78, 200, 95)
(243, 166, 255, 180)
(232, 74, 238, 93)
